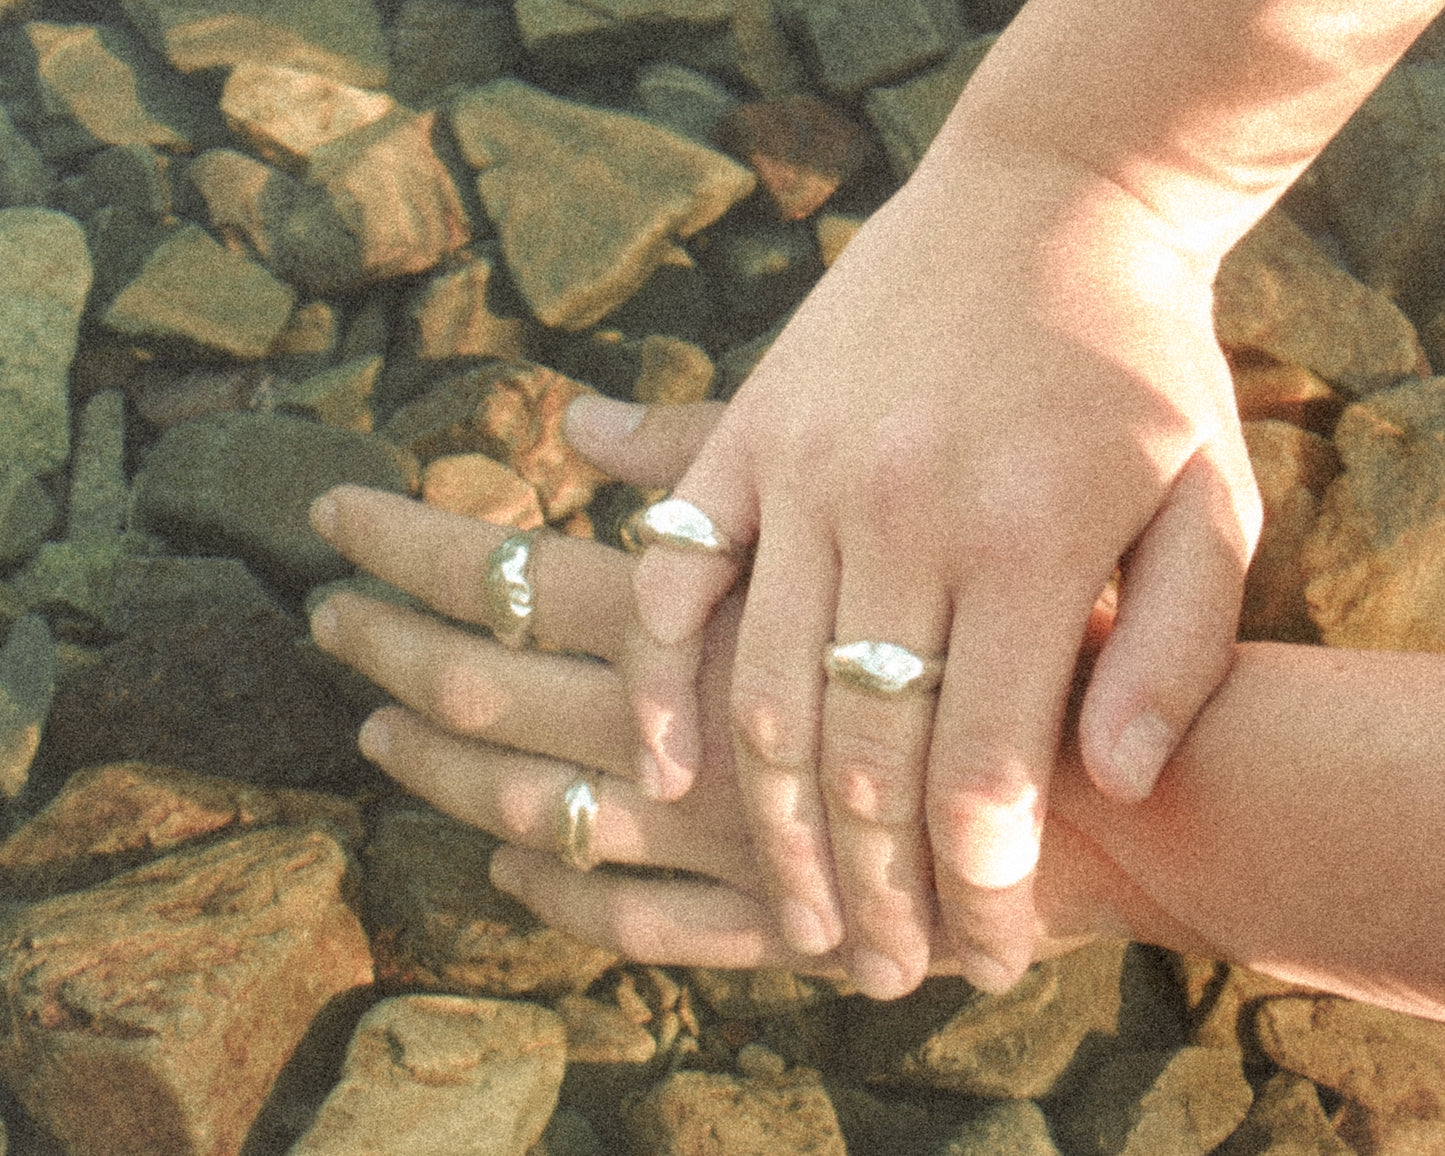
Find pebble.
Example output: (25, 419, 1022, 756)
(781, 0, 964, 96)
(554, 994, 659, 1065)
(935, 1100, 1062, 1156)
(0, 613, 55, 800)
(421, 453, 546, 529)
(634, 62, 740, 143)
(1215, 1071, 1354, 1156)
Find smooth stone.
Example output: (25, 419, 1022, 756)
(62, 144, 175, 225)
(0, 207, 90, 477)
(633, 335, 715, 404)
(0, 613, 54, 800)
(450, 79, 754, 330)
(272, 355, 380, 433)
(1214, 207, 1429, 397)
(0, 827, 374, 1156)
(626, 1069, 846, 1156)
(0, 105, 50, 206)
(8, 536, 131, 632)
(288, 995, 566, 1156)
(119, 0, 388, 87)
(131, 412, 415, 586)
(0, 466, 56, 567)
(1232, 360, 1345, 431)
(780, 0, 964, 96)
(1215, 1071, 1354, 1156)
(1174, 955, 1324, 1066)
(387, 0, 520, 108)
(219, 62, 395, 171)
(101, 223, 297, 359)
(934, 1100, 1062, 1156)
(187, 147, 297, 265)
(514, 0, 732, 65)
(633, 62, 739, 143)
(421, 453, 545, 529)
(696, 208, 823, 346)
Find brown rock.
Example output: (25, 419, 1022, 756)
(0, 760, 362, 900)
(1231, 360, 1345, 431)
(633, 335, 715, 405)
(272, 355, 380, 432)
(1241, 419, 1339, 643)
(365, 806, 618, 998)
(383, 361, 608, 520)
(1302, 377, 1445, 649)
(219, 63, 395, 171)
(0, 826, 374, 1156)
(403, 246, 527, 364)
(289, 995, 566, 1156)
(1214, 207, 1428, 398)
(554, 994, 658, 1064)
(625, 1069, 846, 1156)
(422, 453, 545, 529)
(1174, 954, 1321, 1064)
(1215, 1071, 1354, 1156)
(188, 147, 295, 262)
(714, 95, 874, 220)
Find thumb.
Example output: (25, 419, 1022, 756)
(564, 397, 725, 488)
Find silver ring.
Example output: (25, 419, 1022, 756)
(485, 530, 539, 649)
(621, 498, 741, 559)
(556, 776, 599, 872)
(823, 640, 945, 696)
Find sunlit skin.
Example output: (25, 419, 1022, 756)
(595, 0, 1445, 999)
(307, 399, 1445, 1022)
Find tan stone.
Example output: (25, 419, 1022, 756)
(813, 210, 862, 267)
(633, 335, 714, 405)
(273, 355, 379, 432)
(406, 249, 526, 363)
(220, 63, 394, 171)
(422, 453, 545, 529)
(187, 148, 296, 264)
(0, 826, 374, 1156)
(289, 995, 566, 1156)
(1232, 360, 1345, 430)
(554, 994, 658, 1064)
(626, 1069, 846, 1156)
(1215, 1071, 1353, 1156)
(1174, 954, 1322, 1063)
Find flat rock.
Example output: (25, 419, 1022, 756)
(403, 246, 527, 364)
(633, 335, 715, 404)
(1302, 377, 1445, 648)
(273, 355, 381, 433)
(514, 0, 732, 66)
(1215, 1071, 1354, 1156)
(1052, 1046, 1254, 1156)
(288, 994, 566, 1156)
(781, 0, 963, 96)
(935, 1100, 1062, 1156)
(450, 79, 754, 330)
(219, 63, 395, 172)
(0, 613, 54, 800)
(421, 453, 545, 529)
(101, 223, 297, 359)
(625, 1069, 846, 1156)
(0, 759, 361, 900)
(119, 0, 388, 87)
(0, 207, 90, 476)
(1214, 207, 1428, 397)
(864, 34, 996, 179)
(0, 826, 374, 1156)
(131, 412, 416, 586)
(1174, 954, 1321, 1065)
(383, 361, 607, 520)
(365, 805, 618, 998)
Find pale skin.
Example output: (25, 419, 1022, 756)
(585, 0, 1445, 998)
(308, 409, 1445, 1024)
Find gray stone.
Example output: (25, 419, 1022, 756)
(450, 79, 755, 329)
(272, 355, 380, 433)
(633, 62, 740, 142)
(120, 0, 388, 87)
(0, 467, 55, 567)
(9, 537, 131, 632)
(74, 144, 176, 222)
(514, 0, 732, 66)
(1053, 1047, 1254, 1156)
(0, 207, 90, 477)
(67, 390, 127, 541)
(131, 412, 415, 586)
(0, 105, 49, 206)
(1214, 207, 1428, 397)
(1302, 377, 1445, 649)
(288, 995, 566, 1156)
(187, 148, 297, 266)
(101, 223, 297, 359)
(864, 33, 996, 179)
(781, 0, 964, 96)
(0, 613, 54, 800)
(935, 1101, 1062, 1156)
(387, 0, 520, 108)
(1215, 1071, 1353, 1156)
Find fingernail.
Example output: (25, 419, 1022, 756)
(850, 949, 908, 1000)
(565, 395, 645, 448)
(779, 899, 836, 955)
(960, 950, 1024, 995)
(1108, 712, 1175, 801)
(310, 602, 339, 649)
(358, 715, 390, 761)
(310, 492, 338, 539)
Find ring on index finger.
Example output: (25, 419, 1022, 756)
(621, 498, 743, 560)
(824, 640, 945, 696)
(556, 775, 600, 872)
(485, 529, 541, 649)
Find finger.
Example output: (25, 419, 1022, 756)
(312, 594, 636, 778)
(489, 845, 810, 970)
(309, 485, 633, 661)
(819, 557, 950, 999)
(927, 571, 1099, 993)
(563, 398, 726, 488)
(1079, 450, 1260, 801)
(627, 417, 758, 799)
(728, 506, 838, 956)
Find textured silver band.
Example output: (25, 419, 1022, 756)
(485, 530, 539, 649)
(556, 776, 600, 872)
(621, 497, 741, 559)
(823, 640, 945, 697)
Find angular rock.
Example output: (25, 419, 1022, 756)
(67, 390, 128, 541)
(404, 247, 527, 364)
(220, 63, 395, 172)
(421, 454, 545, 529)
(1174, 954, 1321, 1064)
(132, 412, 416, 586)
(1302, 377, 1445, 648)
(365, 806, 618, 998)
(0, 614, 54, 800)
(514, 0, 732, 66)
(450, 80, 755, 329)
(119, 0, 388, 87)
(0, 466, 55, 567)
(1214, 207, 1428, 397)
(698, 206, 824, 343)
(9, 537, 131, 633)
(187, 148, 297, 265)
(1053, 1047, 1254, 1156)
(0, 826, 374, 1156)
(0, 759, 361, 900)
(864, 34, 996, 179)
(1, 20, 217, 159)
(1231, 360, 1344, 430)
(0, 207, 90, 477)
(813, 210, 863, 266)
(129, 361, 279, 430)
(625, 1069, 846, 1156)
(69, 143, 177, 222)
(936, 1100, 1062, 1156)
(288, 995, 565, 1156)
(843, 939, 1129, 1099)
(633, 335, 714, 405)
(388, 0, 521, 108)
(781, 0, 963, 96)
(554, 994, 658, 1064)
(383, 361, 607, 520)
(0, 105, 50, 207)
(1215, 1071, 1353, 1156)
(634, 62, 739, 143)
(272, 355, 380, 433)
(715, 95, 875, 220)
(101, 223, 297, 359)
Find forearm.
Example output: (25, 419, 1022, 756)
(1043, 643, 1445, 1020)
(931, 0, 1444, 260)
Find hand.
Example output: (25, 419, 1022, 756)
(607, 143, 1262, 996)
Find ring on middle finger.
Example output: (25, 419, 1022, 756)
(485, 529, 541, 649)
(823, 640, 945, 697)
(620, 497, 741, 560)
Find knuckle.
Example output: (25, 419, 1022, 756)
(730, 674, 816, 775)
(927, 757, 1044, 890)
(820, 729, 922, 827)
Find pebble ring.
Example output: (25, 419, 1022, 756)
(621, 497, 742, 559)
(485, 530, 540, 649)
(556, 776, 600, 871)
(823, 640, 946, 697)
